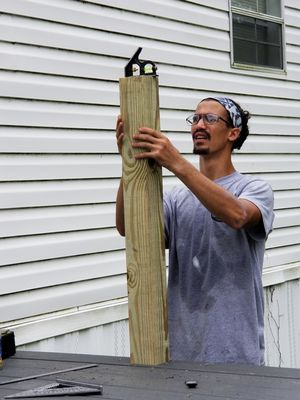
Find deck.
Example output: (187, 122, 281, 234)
(0, 351, 300, 399)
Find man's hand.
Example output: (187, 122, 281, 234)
(132, 127, 182, 171)
(116, 115, 124, 155)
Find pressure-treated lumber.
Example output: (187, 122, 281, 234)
(119, 75, 168, 365)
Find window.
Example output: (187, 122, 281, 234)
(230, 0, 284, 70)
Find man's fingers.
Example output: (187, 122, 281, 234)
(133, 131, 161, 144)
(116, 116, 124, 154)
(117, 132, 124, 143)
(133, 134, 153, 145)
(134, 151, 149, 159)
(132, 140, 153, 151)
(138, 127, 162, 138)
(116, 115, 122, 129)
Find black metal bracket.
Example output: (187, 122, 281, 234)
(125, 47, 157, 77)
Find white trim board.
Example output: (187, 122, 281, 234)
(1, 298, 128, 346)
(263, 262, 300, 287)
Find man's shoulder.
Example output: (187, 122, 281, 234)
(231, 172, 273, 194)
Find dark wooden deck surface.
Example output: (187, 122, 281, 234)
(1, 351, 300, 399)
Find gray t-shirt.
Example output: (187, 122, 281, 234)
(164, 171, 274, 365)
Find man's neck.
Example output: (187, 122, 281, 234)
(199, 155, 236, 181)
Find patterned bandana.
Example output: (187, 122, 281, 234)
(203, 97, 242, 129)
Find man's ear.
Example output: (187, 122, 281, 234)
(228, 127, 241, 143)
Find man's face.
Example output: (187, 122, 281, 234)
(191, 100, 232, 156)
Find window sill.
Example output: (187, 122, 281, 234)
(231, 62, 286, 76)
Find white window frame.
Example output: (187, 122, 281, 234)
(229, 0, 286, 73)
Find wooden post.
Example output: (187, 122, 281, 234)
(119, 75, 168, 365)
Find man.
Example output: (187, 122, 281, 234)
(115, 97, 274, 365)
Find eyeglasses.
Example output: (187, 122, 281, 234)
(186, 113, 231, 126)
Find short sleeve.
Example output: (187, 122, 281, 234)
(239, 179, 274, 241)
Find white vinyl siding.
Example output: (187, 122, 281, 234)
(0, 0, 299, 366)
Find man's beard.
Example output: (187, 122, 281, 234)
(193, 146, 209, 155)
(192, 129, 210, 155)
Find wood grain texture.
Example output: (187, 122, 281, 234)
(119, 76, 168, 365)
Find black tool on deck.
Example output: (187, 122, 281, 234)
(124, 47, 157, 77)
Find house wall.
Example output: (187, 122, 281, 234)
(0, 0, 299, 367)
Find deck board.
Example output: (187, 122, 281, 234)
(1, 351, 299, 399)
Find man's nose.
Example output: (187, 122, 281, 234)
(195, 115, 206, 128)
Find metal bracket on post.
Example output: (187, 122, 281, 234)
(124, 47, 157, 77)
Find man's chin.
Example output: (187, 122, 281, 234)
(193, 147, 209, 155)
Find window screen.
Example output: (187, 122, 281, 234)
(231, 0, 284, 69)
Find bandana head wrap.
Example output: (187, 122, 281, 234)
(202, 97, 242, 129)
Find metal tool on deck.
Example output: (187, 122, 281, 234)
(4, 379, 103, 398)
(0, 363, 98, 386)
